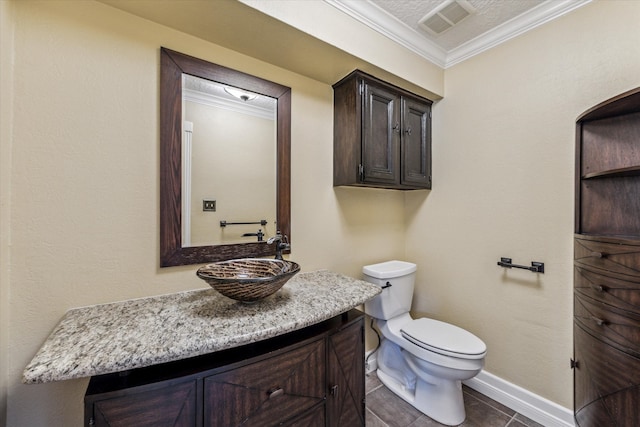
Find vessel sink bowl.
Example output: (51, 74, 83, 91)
(196, 258, 300, 302)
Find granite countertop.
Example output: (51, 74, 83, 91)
(23, 270, 380, 384)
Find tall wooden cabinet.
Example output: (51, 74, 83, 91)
(333, 70, 432, 190)
(84, 310, 365, 427)
(573, 87, 640, 426)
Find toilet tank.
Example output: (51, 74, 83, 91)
(362, 260, 417, 320)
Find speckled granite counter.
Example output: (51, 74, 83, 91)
(23, 270, 380, 384)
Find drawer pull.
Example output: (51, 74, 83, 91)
(330, 384, 338, 396)
(590, 251, 607, 258)
(267, 387, 284, 399)
(592, 285, 608, 293)
(592, 316, 608, 326)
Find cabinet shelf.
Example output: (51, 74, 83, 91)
(582, 165, 640, 179)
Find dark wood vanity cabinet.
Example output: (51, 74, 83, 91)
(333, 70, 432, 190)
(84, 310, 364, 427)
(573, 87, 640, 426)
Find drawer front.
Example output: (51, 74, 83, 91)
(574, 323, 640, 426)
(575, 237, 640, 280)
(88, 380, 197, 427)
(204, 338, 326, 427)
(574, 266, 640, 315)
(283, 403, 325, 427)
(574, 293, 640, 357)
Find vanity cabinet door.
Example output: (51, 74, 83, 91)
(203, 338, 326, 426)
(85, 379, 197, 427)
(327, 317, 365, 427)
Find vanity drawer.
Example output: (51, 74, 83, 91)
(574, 236, 640, 280)
(574, 293, 640, 357)
(574, 322, 640, 426)
(203, 338, 326, 427)
(574, 265, 640, 315)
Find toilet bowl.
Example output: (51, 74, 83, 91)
(363, 260, 487, 426)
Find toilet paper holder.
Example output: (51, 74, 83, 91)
(497, 257, 545, 273)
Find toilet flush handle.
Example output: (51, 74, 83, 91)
(381, 281, 392, 289)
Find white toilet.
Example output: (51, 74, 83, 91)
(363, 260, 487, 426)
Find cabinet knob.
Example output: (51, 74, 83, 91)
(590, 251, 607, 258)
(592, 316, 608, 326)
(330, 384, 338, 397)
(593, 284, 608, 293)
(267, 387, 284, 399)
(405, 126, 412, 135)
(392, 122, 400, 132)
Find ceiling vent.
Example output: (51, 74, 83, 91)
(418, 0, 476, 36)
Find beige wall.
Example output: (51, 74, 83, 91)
(406, 0, 640, 408)
(3, 0, 640, 425)
(2, 1, 406, 425)
(185, 101, 277, 246)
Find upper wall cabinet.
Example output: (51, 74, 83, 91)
(333, 70, 432, 190)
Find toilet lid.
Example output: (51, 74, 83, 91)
(401, 318, 486, 359)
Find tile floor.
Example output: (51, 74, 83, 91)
(365, 371, 546, 427)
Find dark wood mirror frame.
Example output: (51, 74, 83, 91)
(160, 48, 291, 267)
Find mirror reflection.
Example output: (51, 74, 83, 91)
(160, 47, 291, 267)
(181, 75, 277, 246)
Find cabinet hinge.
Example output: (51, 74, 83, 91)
(429, 111, 432, 118)
(358, 164, 364, 180)
(570, 358, 579, 369)
(88, 416, 95, 426)
(359, 81, 364, 96)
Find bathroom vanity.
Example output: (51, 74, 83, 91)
(23, 270, 380, 427)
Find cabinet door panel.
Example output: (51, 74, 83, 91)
(327, 319, 364, 427)
(402, 98, 431, 188)
(574, 323, 640, 426)
(362, 83, 400, 185)
(91, 380, 196, 427)
(204, 339, 325, 427)
(284, 403, 325, 427)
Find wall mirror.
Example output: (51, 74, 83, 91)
(160, 47, 291, 267)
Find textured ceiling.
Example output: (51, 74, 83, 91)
(370, 0, 544, 51)
(329, 0, 591, 67)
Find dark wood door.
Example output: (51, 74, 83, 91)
(362, 81, 400, 186)
(88, 380, 197, 427)
(203, 339, 326, 426)
(401, 97, 431, 188)
(574, 323, 640, 426)
(326, 318, 365, 427)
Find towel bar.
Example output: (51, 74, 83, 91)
(497, 257, 544, 273)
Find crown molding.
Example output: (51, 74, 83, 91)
(326, 0, 592, 69)
(183, 89, 276, 121)
(325, 0, 448, 68)
(447, 0, 592, 67)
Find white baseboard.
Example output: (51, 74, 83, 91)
(365, 349, 574, 426)
(464, 370, 575, 427)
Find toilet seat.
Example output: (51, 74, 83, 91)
(401, 318, 486, 360)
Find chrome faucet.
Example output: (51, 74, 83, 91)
(267, 232, 290, 260)
(242, 229, 264, 242)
